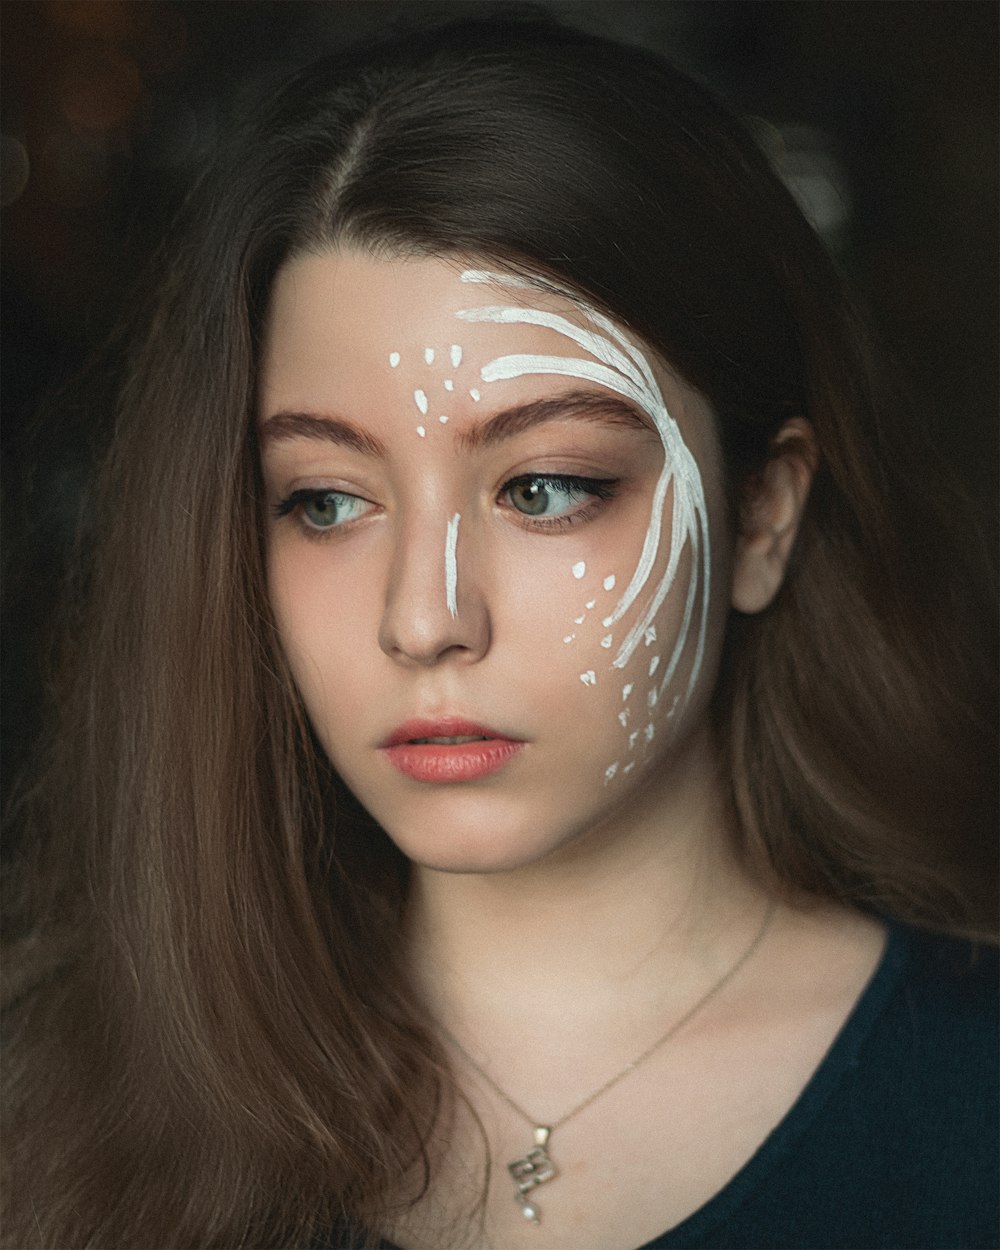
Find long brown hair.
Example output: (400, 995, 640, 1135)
(4, 14, 995, 1249)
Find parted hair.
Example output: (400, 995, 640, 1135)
(3, 14, 995, 1249)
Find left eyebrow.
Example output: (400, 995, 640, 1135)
(457, 388, 654, 451)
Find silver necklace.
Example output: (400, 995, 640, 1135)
(441, 899, 776, 1226)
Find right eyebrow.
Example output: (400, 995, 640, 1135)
(258, 411, 388, 458)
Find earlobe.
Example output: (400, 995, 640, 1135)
(731, 418, 817, 615)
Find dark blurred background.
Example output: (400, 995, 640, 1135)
(2, 0, 998, 790)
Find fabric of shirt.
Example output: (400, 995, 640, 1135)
(316, 922, 999, 1250)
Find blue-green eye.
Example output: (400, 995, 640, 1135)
(503, 474, 616, 519)
(274, 489, 371, 531)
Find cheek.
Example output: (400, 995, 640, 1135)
(267, 544, 373, 712)
(510, 502, 715, 789)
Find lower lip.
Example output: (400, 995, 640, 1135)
(382, 739, 524, 783)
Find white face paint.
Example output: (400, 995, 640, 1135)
(424, 347, 435, 365)
(389, 351, 401, 368)
(457, 270, 712, 780)
(416, 426, 426, 438)
(443, 379, 454, 391)
(414, 389, 429, 415)
(450, 343, 463, 368)
(444, 513, 461, 619)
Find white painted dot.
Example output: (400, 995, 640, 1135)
(644, 722, 656, 743)
(416, 426, 426, 438)
(622, 683, 634, 702)
(649, 655, 660, 677)
(424, 347, 435, 365)
(644, 626, 657, 646)
(603, 574, 616, 591)
(389, 351, 401, 368)
(647, 688, 658, 708)
(618, 711, 629, 727)
(414, 389, 428, 415)
(600, 634, 613, 649)
(572, 561, 586, 580)
(602, 615, 614, 629)
(469, 388, 481, 401)
(563, 634, 575, 644)
(585, 599, 596, 610)
(604, 763, 619, 784)
(439, 414, 449, 424)
(574, 615, 585, 625)
(450, 344, 463, 368)
(580, 671, 597, 687)
(628, 731, 639, 750)
(623, 762, 635, 775)
(443, 379, 454, 391)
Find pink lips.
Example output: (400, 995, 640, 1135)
(381, 717, 524, 783)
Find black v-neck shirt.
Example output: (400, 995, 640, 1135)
(319, 923, 999, 1250)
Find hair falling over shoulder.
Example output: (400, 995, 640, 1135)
(3, 13, 996, 1249)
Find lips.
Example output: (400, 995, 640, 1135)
(381, 717, 525, 783)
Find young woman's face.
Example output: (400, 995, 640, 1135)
(259, 249, 733, 873)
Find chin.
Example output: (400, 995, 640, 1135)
(385, 820, 564, 876)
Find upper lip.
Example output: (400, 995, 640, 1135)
(381, 717, 520, 748)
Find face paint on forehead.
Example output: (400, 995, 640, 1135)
(456, 270, 712, 715)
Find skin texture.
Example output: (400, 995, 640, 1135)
(260, 249, 734, 877)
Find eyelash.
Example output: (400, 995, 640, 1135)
(272, 488, 374, 539)
(272, 473, 619, 539)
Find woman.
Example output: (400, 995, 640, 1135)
(4, 14, 996, 1250)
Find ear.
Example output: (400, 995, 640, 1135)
(731, 417, 818, 614)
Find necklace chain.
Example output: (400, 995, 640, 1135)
(440, 898, 776, 1133)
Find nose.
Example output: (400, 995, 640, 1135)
(378, 511, 490, 667)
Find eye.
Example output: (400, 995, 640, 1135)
(273, 488, 373, 532)
(501, 474, 617, 522)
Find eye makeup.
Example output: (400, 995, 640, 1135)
(273, 486, 374, 536)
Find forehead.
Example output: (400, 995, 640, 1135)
(261, 249, 598, 382)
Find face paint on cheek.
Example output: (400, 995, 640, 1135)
(445, 513, 461, 619)
(424, 347, 435, 365)
(450, 344, 463, 368)
(389, 352, 401, 368)
(572, 561, 586, 580)
(414, 389, 429, 415)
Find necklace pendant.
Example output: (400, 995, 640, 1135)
(508, 1126, 556, 1225)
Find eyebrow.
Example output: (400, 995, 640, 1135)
(258, 411, 388, 457)
(456, 389, 653, 451)
(258, 388, 653, 456)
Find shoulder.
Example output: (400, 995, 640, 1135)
(813, 923, 999, 1248)
(877, 924, 999, 1066)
